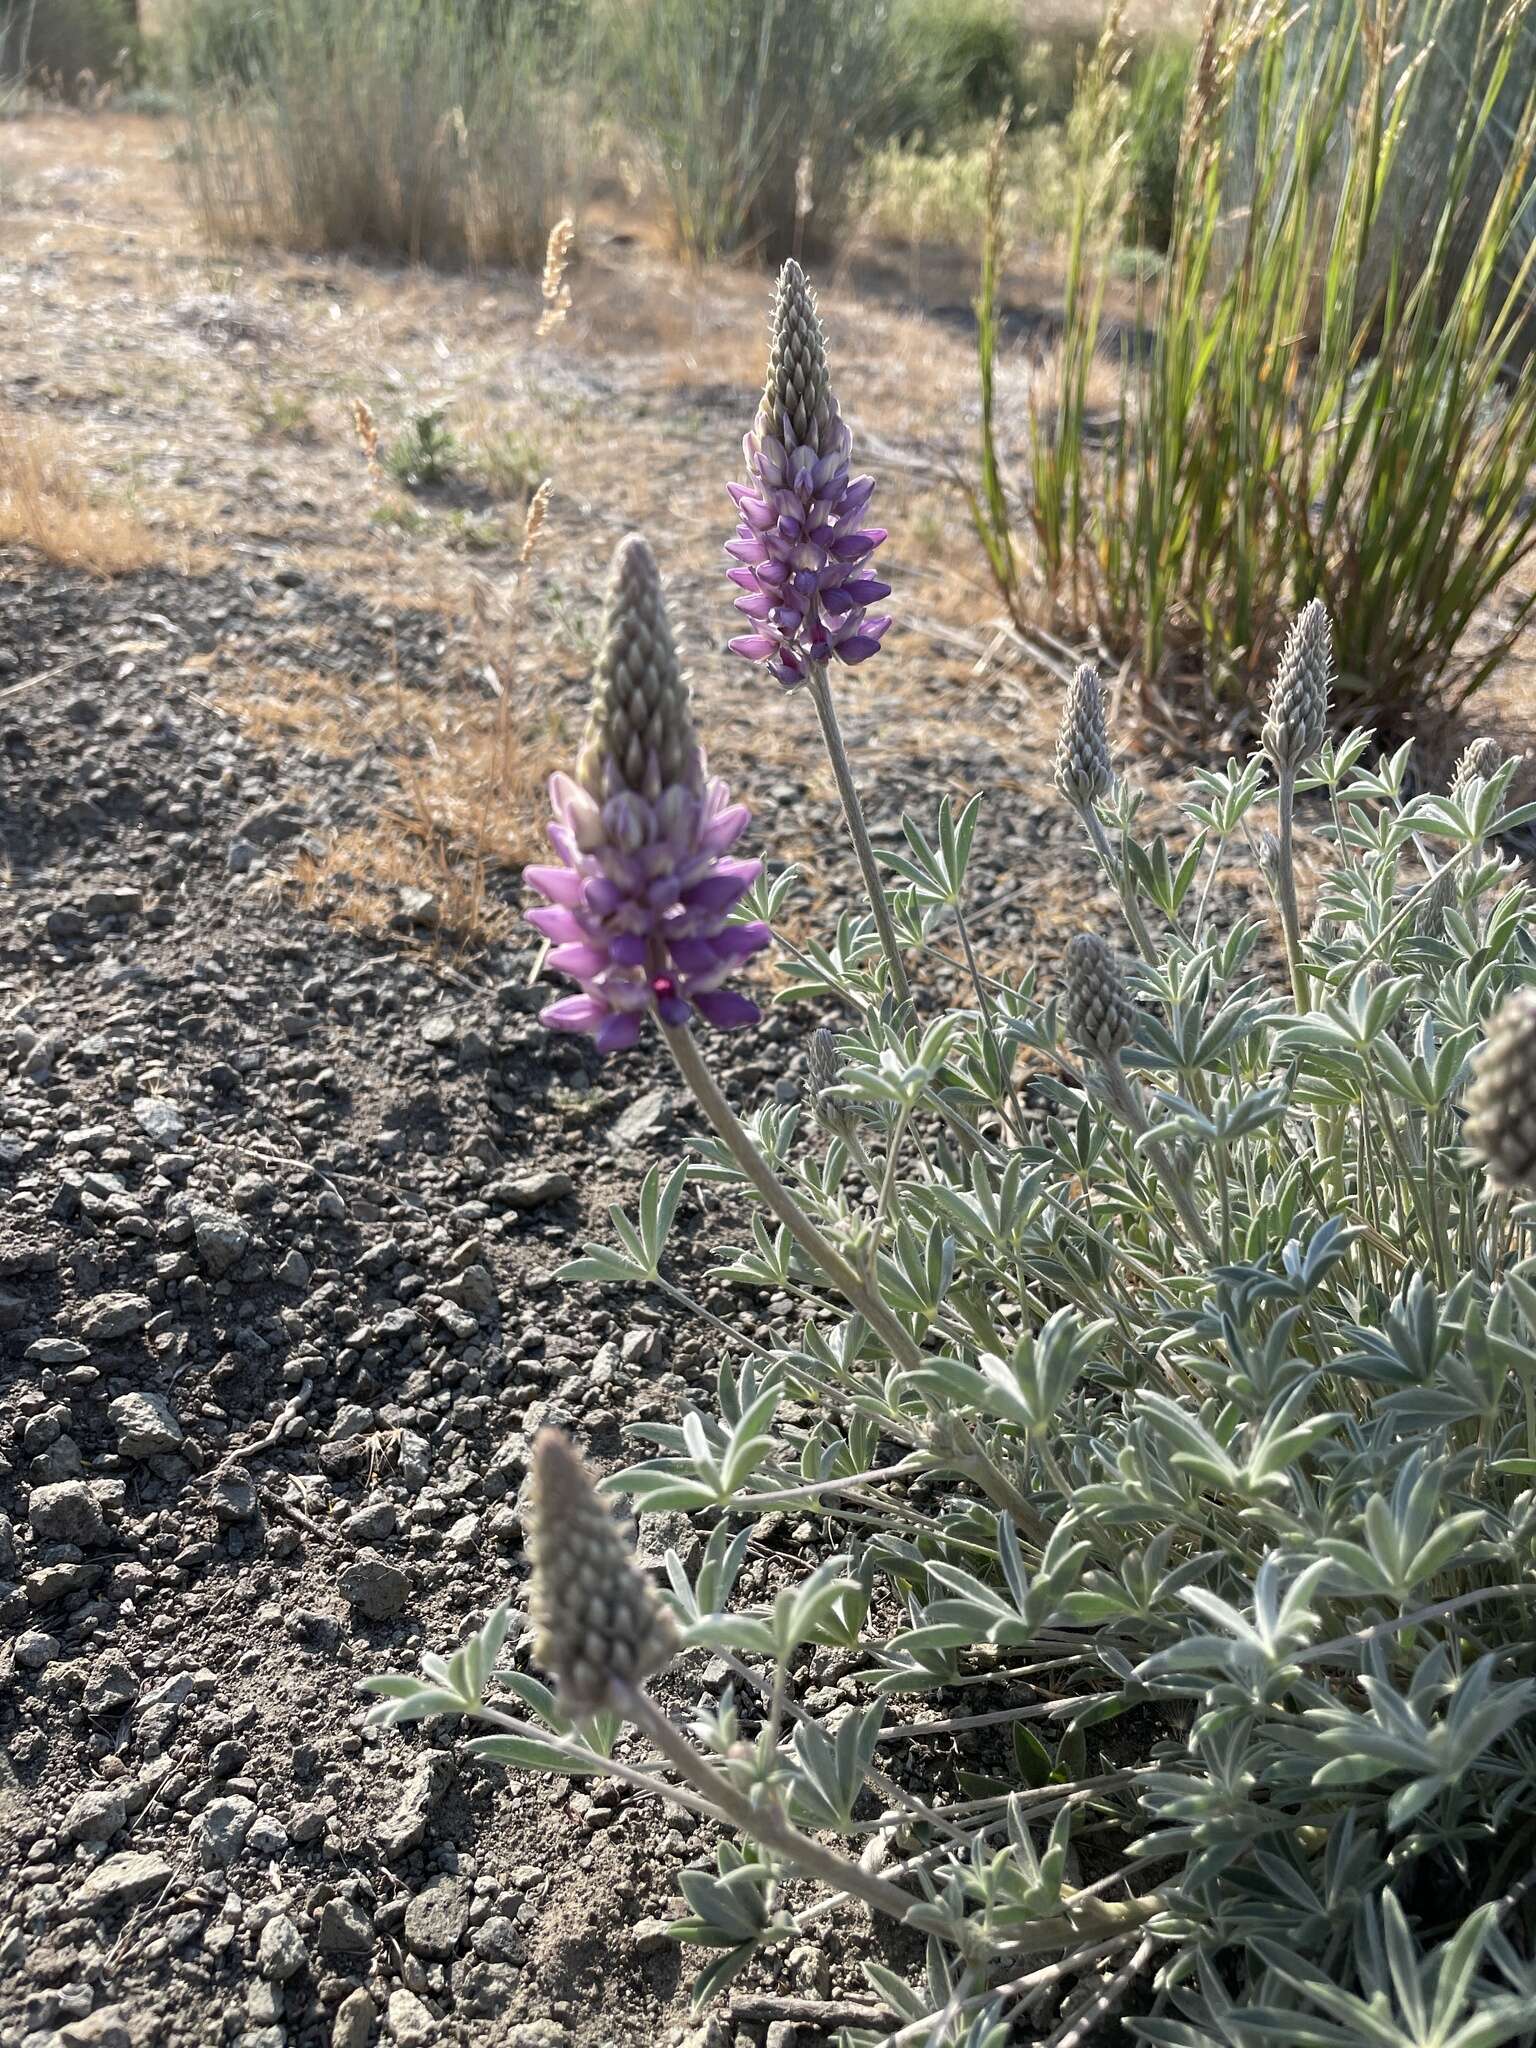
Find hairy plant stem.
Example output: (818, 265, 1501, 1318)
(1081, 805, 1157, 964)
(662, 1021, 1050, 1537)
(808, 663, 913, 1011)
(663, 1021, 924, 1369)
(1101, 1053, 1218, 1264)
(1273, 763, 1312, 1011)
(618, 1683, 921, 1924)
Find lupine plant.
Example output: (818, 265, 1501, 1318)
(367, 262, 1536, 2047)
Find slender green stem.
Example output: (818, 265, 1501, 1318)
(1082, 806, 1158, 964)
(619, 1684, 921, 1926)
(1102, 1053, 1218, 1264)
(1274, 764, 1312, 1011)
(808, 663, 914, 1010)
(661, 1021, 926, 1371)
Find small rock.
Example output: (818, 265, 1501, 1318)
(61, 1786, 127, 1845)
(337, 1551, 409, 1622)
(419, 1011, 457, 1048)
(211, 1465, 258, 1524)
(316, 1896, 373, 1955)
(403, 1879, 468, 1960)
(76, 1850, 172, 1911)
(132, 1097, 185, 1146)
(237, 799, 309, 847)
(56, 2011, 135, 2048)
(16, 1629, 61, 1670)
(74, 1291, 151, 1344)
(257, 1912, 306, 1983)
(274, 1248, 310, 1290)
(501, 1170, 575, 1210)
(28, 1479, 107, 1547)
(378, 1752, 453, 1860)
(386, 1988, 435, 2047)
(108, 1391, 183, 1460)
(332, 1988, 376, 2048)
(197, 1794, 257, 1869)
(189, 1201, 250, 1276)
(502, 2025, 573, 2048)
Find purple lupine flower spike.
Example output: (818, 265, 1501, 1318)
(725, 260, 891, 691)
(523, 534, 771, 1055)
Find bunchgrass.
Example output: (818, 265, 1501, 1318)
(973, 0, 1536, 730)
(177, 0, 582, 271)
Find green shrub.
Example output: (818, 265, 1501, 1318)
(599, 0, 902, 263)
(1, 0, 141, 97)
(889, 0, 1027, 139)
(178, 0, 582, 270)
(973, 0, 1536, 728)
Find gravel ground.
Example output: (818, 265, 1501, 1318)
(0, 543, 1115, 2048)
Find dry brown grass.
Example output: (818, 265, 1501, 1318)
(219, 508, 563, 952)
(0, 412, 167, 574)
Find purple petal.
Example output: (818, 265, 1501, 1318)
(546, 941, 611, 980)
(729, 633, 777, 662)
(523, 863, 583, 907)
(608, 932, 649, 968)
(541, 994, 609, 1037)
(594, 1009, 645, 1055)
(843, 575, 892, 605)
(692, 989, 761, 1032)
(526, 905, 586, 943)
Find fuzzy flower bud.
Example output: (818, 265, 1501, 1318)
(1449, 737, 1502, 802)
(808, 1026, 857, 1138)
(1063, 933, 1137, 1063)
(725, 260, 891, 691)
(1262, 600, 1333, 774)
(1255, 832, 1282, 888)
(1464, 988, 1536, 1193)
(525, 535, 771, 1055)
(1054, 663, 1114, 810)
(527, 1429, 676, 1718)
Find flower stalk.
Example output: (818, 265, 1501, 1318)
(809, 661, 913, 1009)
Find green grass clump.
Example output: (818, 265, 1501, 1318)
(972, 0, 1536, 730)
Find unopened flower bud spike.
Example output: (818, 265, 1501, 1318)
(1063, 935, 1217, 1263)
(1263, 600, 1333, 1012)
(1055, 664, 1156, 964)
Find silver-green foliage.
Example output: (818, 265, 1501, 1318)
(370, 696, 1536, 2040)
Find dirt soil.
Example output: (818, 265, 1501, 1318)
(0, 111, 1528, 2048)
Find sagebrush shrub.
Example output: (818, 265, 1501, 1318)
(370, 263, 1536, 2045)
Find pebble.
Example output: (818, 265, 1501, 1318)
(256, 1912, 306, 1983)
(74, 1291, 151, 1343)
(28, 1479, 107, 1547)
(332, 1988, 376, 2048)
(108, 1391, 184, 1460)
(76, 1851, 173, 1911)
(316, 1897, 373, 1954)
(337, 1551, 410, 1621)
(197, 1794, 256, 1868)
(386, 1988, 435, 2046)
(403, 1879, 468, 1960)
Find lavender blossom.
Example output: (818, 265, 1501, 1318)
(523, 534, 770, 1055)
(725, 260, 891, 691)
